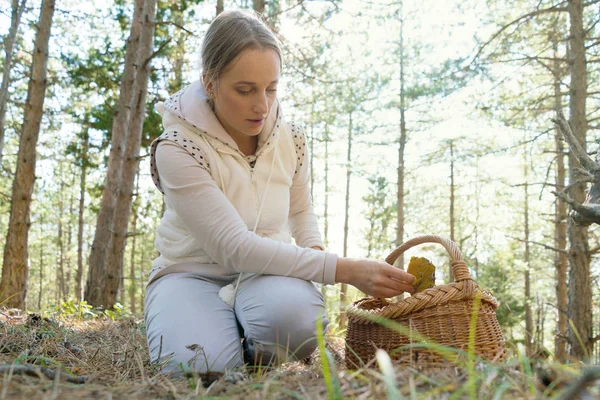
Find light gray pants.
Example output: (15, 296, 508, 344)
(144, 272, 328, 374)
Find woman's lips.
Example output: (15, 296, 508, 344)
(246, 118, 264, 127)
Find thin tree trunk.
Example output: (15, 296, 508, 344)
(168, 2, 185, 93)
(75, 127, 89, 302)
(523, 145, 533, 355)
(104, 0, 157, 309)
(0, 0, 27, 166)
(567, 0, 592, 361)
(139, 242, 145, 313)
(66, 172, 75, 298)
(449, 140, 455, 282)
(253, 0, 265, 14)
(310, 98, 315, 202)
(396, 1, 406, 269)
(216, 0, 224, 15)
(129, 172, 140, 314)
(321, 124, 329, 299)
(57, 170, 66, 301)
(339, 112, 353, 330)
(37, 216, 44, 310)
(85, 0, 144, 308)
(0, 0, 56, 310)
(553, 38, 568, 362)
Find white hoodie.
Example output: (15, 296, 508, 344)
(147, 81, 338, 286)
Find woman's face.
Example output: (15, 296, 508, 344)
(206, 48, 280, 145)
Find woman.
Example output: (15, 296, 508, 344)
(145, 9, 415, 375)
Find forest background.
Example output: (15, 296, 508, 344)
(1, 0, 600, 371)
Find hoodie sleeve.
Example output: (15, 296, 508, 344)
(155, 141, 338, 284)
(287, 124, 326, 250)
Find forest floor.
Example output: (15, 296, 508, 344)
(0, 307, 599, 399)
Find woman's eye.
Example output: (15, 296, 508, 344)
(267, 88, 278, 93)
(237, 89, 252, 95)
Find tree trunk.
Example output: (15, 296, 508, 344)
(0, 0, 56, 310)
(103, 0, 157, 310)
(66, 172, 75, 298)
(139, 243, 146, 313)
(566, 0, 592, 361)
(75, 127, 89, 302)
(449, 140, 455, 282)
(553, 39, 568, 362)
(168, 2, 185, 94)
(37, 215, 44, 310)
(0, 0, 27, 166)
(321, 124, 329, 299)
(216, 0, 224, 15)
(85, 0, 144, 308)
(396, 1, 406, 269)
(523, 145, 533, 355)
(57, 166, 66, 301)
(253, 0, 265, 14)
(129, 172, 140, 314)
(339, 112, 353, 330)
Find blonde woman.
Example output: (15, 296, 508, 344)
(145, 9, 415, 375)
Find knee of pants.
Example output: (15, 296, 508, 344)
(152, 342, 242, 375)
(245, 307, 329, 362)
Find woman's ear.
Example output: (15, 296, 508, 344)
(202, 75, 214, 97)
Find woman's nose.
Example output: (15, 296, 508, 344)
(252, 92, 268, 114)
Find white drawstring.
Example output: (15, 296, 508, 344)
(216, 142, 278, 307)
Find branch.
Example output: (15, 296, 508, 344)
(154, 21, 195, 36)
(470, 3, 568, 65)
(143, 38, 172, 69)
(508, 235, 567, 254)
(552, 110, 599, 173)
(556, 367, 600, 400)
(0, 364, 87, 384)
(552, 190, 600, 225)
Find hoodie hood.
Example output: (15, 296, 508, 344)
(156, 80, 280, 156)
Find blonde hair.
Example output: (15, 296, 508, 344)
(201, 10, 283, 90)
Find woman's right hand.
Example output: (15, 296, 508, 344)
(335, 257, 416, 298)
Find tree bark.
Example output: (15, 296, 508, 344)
(57, 169, 66, 301)
(216, 0, 224, 15)
(396, 2, 406, 269)
(75, 127, 89, 302)
(566, 0, 592, 361)
(103, 0, 157, 310)
(129, 172, 140, 314)
(37, 215, 44, 310)
(0, 0, 56, 310)
(0, 0, 28, 166)
(85, 0, 144, 308)
(339, 112, 353, 330)
(253, 0, 265, 14)
(321, 123, 329, 299)
(523, 145, 534, 355)
(449, 141, 455, 282)
(553, 40, 568, 362)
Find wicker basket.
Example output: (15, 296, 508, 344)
(345, 235, 507, 370)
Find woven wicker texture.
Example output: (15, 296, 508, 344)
(345, 235, 507, 370)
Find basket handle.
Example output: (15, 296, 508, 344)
(385, 235, 472, 282)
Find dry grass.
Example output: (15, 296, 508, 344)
(0, 307, 598, 399)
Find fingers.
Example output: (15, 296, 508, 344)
(385, 264, 415, 285)
(371, 287, 404, 298)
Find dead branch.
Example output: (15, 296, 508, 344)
(556, 367, 600, 400)
(471, 3, 568, 65)
(0, 364, 87, 384)
(552, 110, 599, 173)
(507, 235, 567, 254)
(553, 190, 600, 225)
(143, 38, 172, 69)
(153, 21, 196, 36)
